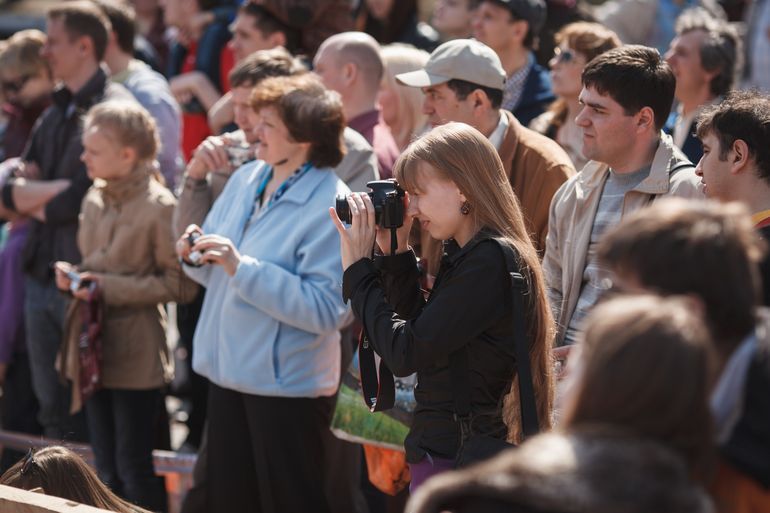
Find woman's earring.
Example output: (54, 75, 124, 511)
(460, 201, 471, 215)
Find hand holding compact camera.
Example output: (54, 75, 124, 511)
(53, 262, 98, 300)
(177, 225, 206, 267)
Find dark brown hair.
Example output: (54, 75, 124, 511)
(561, 294, 717, 478)
(582, 45, 675, 131)
(48, 1, 111, 61)
(250, 74, 345, 169)
(598, 198, 763, 357)
(0, 446, 151, 513)
(93, 0, 136, 55)
(696, 89, 770, 185)
(238, 3, 299, 54)
(229, 47, 306, 88)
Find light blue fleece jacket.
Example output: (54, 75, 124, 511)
(184, 161, 350, 397)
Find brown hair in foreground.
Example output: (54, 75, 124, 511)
(394, 122, 555, 442)
(598, 198, 763, 357)
(561, 294, 717, 478)
(0, 446, 151, 513)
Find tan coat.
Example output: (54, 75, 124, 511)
(63, 170, 198, 412)
(498, 110, 576, 253)
(542, 134, 704, 345)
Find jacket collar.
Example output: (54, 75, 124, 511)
(443, 227, 499, 266)
(252, 162, 329, 209)
(575, 132, 685, 198)
(497, 110, 521, 180)
(98, 167, 152, 205)
(52, 67, 108, 113)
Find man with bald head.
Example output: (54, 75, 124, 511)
(315, 31, 399, 178)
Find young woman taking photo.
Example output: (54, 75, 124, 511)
(330, 122, 555, 490)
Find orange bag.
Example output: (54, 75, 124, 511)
(711, 459, 770, 513)
(363, 444, 411, 495)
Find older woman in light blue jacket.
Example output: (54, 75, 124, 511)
(176, 74, 349, 513)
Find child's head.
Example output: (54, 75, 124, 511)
(81, 101, 159, 180)
(0, 446, 150, 513)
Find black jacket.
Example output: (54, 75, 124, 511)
(19, 68, 133, 283)
(343, 231, 520, 463)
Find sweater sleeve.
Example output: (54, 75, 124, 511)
(344, 241, 508, 377)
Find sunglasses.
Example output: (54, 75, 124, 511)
(1, 75, 32, 94)
(553, 48, 577, 64)
(20, 448, 38, 476)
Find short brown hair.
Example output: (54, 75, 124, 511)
(696, 89, 770, 185)
(598, 198, 763, 355)
(92, 0, 136, 55)
(250, 74, 345, 169)
(0, 29, 51, 79)
(228, 47, 306, 89)
(582, 45, 675, 131)
(48, 1, 111, 61)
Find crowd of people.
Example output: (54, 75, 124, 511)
(0, 0, 768, 512)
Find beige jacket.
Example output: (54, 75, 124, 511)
(543, 134, 704, 345)
(63, 170, 198, 412)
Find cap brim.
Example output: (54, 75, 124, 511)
(395, 69, 450, 88)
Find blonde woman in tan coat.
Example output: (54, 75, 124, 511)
(54, 101, 197, 511)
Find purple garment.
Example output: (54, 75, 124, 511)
(0, 221, 29, 363)
(409, 454, 456, 493)
(348, 109, 399, 179)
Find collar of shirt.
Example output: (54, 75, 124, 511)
(503, 52, 534, 111)
(52, 67, 108, 116)
(348, 109, 381, 137)
(442, 227, 500, 267)
(110, 59, 147, 84)
(488, 111, 510, 150)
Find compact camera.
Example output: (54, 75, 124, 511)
(66, 269, 94, 294)
(335, 180, 406, 229)
(187, 231, 205, 266)
(226, 142, 253, 168)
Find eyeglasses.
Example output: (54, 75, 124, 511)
(20, 448, 38, 476)
(1, 75, 32, 94)
(553, 48, 577, 64)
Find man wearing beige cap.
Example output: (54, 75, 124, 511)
(397, 38, 574, 252)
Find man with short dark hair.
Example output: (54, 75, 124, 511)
(314, 32, 399, 179)
(695, 89, 770, 304)
(397, 38, 574, 252)
(664, 8, 741, 163)
(472, 0, 554, 125)
(0, 1, 133, 440)
(96, 0, 182, 188)
(543, 45, 703, 347)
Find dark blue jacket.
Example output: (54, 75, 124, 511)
(664, 111, 703, 164)
(512, 61, 555, 127)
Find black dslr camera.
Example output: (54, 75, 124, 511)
(335, 180, 406, 229)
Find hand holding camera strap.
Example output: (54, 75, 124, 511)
(450, 243, 539, 443)
(358, 227, 401, 412)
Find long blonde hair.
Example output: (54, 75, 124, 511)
(394, 122, 555, 441)
(380, 44, 430, 151)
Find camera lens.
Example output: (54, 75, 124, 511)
(335, 195, 352, 224)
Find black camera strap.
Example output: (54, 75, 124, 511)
(358, 227, 400, 412)
(450, 242, 539, 440)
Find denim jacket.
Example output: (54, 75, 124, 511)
(184, 161, 350, 397)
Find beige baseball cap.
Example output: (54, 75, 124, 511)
(395, 39, 505, 91)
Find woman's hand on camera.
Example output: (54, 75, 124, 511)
(329, 192, 377, 271)
(191, 234, 242, 276)
(375, 192, 413, 256)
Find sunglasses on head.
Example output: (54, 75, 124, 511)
(20, 448, 38, 476)
(1, 75, 32, 94)
(553, 48, 576, 64)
